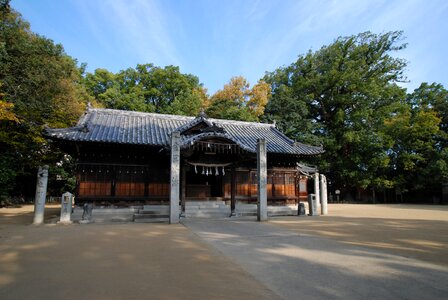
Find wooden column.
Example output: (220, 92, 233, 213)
(144, 166, 149, 197)
(111, 166, 116, 197)
(181, 166, 186, 216)
(170, 132, 180, 224)
(257, 139, 267, 221)
(231, 168, 236, 216)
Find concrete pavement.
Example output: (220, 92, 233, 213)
(183, 218, 448, 300)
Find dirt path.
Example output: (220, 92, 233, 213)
(0, 204, 60, 226)
(270, 204, 448, 266)
(0, 205, 278, 300)
(1, 204, 447, 299)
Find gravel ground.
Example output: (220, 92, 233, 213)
(270, 204, 448, 266)
(1, 203, 447, 299)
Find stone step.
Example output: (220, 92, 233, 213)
(268, 211, 297, 216)
(185, 209, 229, 213)
(185, 212, 230, 218)
(185, 201, 226, 204)
(185, 201, 231, 218)
(236, 211, 257, 217)
(233, 205, 298, 217)
(236, 204, 258, 209)
(143, 205, 170, 211)
(134, 217, 168, 223)
(185, 204, 228, 209)
(133, 213, 169, 219)
(77, 215, 134, 223)
(138, 210, 169, 215)
(185, 206, 230, 212)
(185, 204, 227, 209)
(73, 207, 139, 214)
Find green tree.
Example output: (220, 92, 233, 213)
(206, 76, 271, 121)
(84, 64, 207, 115)
(83, 68, 116, 99)
(387, 83, 448, 195)
(264, 31, 408, 195)
(0, 1, 89, 200)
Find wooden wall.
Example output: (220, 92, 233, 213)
(73, 143, 308, 205)
(223, 169, 305, 205)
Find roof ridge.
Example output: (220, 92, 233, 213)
(209, 118, 273, 127)
(90, 108, 194, 121)
(90, 108, 274, 127)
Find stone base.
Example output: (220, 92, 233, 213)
(78, 219, 93, 224)
(57, 220, 73, 225)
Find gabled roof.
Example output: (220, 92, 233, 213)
(45, 108, 323, 156)
(174, 111, 215, 135)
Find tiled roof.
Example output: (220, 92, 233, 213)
(45, 108, 323, 156)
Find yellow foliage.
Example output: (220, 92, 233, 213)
(0, 101, 19, 122)
(248, 80, 271, 117)
(210, 76, 250, 105)
(208, 76, 271, 120)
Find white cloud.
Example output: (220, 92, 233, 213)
(73, 0, 182, 68)
(105, 0, 181, 66)
(60, 0, 448, 91)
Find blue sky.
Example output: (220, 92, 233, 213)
(12, 0, 448, 94)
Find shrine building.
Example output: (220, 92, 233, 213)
(45, 108, 323, 222)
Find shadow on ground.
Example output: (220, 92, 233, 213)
(183, 217, 448, 300)
(271, 215, 448, 266)
(0, 222, 279, 300)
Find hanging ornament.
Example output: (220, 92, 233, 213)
(194, 165, 198, 174)
(215, 166, 219, 176)
(202, 166, 205, 175)
(222, 166, 225, 175)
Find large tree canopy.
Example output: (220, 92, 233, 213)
(0, 1, 89, 200)
(264, 31, 409, 193)
(84, 64, 208, 116)
(1, 0, 446, 203)
(392, 83, 448, 193)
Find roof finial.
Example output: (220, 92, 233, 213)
(87, 102, 92, 110)
(199, 108, 207, 118)
(273, 119, 276, 127)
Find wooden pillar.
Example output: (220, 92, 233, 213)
(170, 132, 180, 224)
(181, 166, 186, 216)
(231, 168, 236, 216)
(111, 166, 116, 197)
(257, 139, 267, 221)
(144, 167, 149, 197)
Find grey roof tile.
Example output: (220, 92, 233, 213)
(45, 108, 323, 156)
